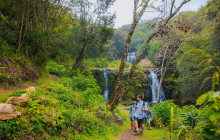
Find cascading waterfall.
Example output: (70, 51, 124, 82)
(103, 69, 109, 100)
(148, 69, 166, 103)
(126, 52, 136, 64)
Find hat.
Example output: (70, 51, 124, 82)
(137, 95, 142, 99)
(133, 101, 136, 104)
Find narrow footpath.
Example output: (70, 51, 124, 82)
(116, 107, 167, 140)
(118, 129, 145, 140)
(0, 74, 59, 95)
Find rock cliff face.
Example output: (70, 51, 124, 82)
(91, 68, 150, 102)
(91, 68, 173, 103)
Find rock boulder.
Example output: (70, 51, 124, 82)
(0, 103, 21, 120)
(7, 93, 28, 105)
(26, 86, 36, 93)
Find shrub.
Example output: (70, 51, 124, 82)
(46, 61, 66, 76)
(107, 60, 132, 69)
(196, 91, 220, 139)
(180, 105, 200, 127)
(152, 100, 181, 129)
(83, 58, 108, 68)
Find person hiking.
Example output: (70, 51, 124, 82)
(133, 95, 147, 135)
(146, 105, 153, 130)
(129, 101, 136, 130)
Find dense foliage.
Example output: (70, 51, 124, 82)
(152, 94, 220, 139)
(0, 0, 115, 85)
(0, 69, 127, 139)
(0, 0, 219, 139)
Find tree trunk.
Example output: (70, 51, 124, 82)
(17, 0, 26, 53)
(107, 0, 151, 111)
(157, 36, 190, 103)
(157, 74, 165, 103)
(107, 22, 138, 111)
(157, 45, 169, 103)
(20, 0, 30, 50)
(72, 45, 86, 70)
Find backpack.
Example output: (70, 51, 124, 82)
(135, 101, 145, 109)
(147, 110, 151, 116)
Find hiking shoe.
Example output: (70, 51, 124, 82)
(134, 132, 140, 135)
(140, 131, 143, 135)
(148, 128, 151, 130)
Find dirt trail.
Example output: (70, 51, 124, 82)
(118, 129, 145, 140)
(116, 107, 146, 140)
(0, 74, 59, 95)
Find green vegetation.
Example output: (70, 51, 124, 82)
(83, 58, 132, 69)
(0, 90, 26, 102)
(46, 61, 71, 76)
(0, 69, 128, 139)
(151, 94, 220, 139)
(0, 0, 219, 139)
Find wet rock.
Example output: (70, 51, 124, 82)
(26, 86, 36, 93)
(7, 93, 28, 105)
(0, 103, 21, 120)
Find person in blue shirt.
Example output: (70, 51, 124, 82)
(146, 105, 153, 130)
(133, 95, 147, 135)
(129, 101, 136, 130)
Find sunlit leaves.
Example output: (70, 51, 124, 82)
(196, 92, 209, 105)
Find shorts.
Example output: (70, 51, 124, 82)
(130, 117, 134, 121)
(134, 117, 145, 124)
(147, 117, 151, 123)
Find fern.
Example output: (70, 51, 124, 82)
(178, 49, 211, 66)
(200, 66, 220, 77)
(200, 76, 212, 91)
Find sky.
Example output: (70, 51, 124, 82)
(109, 0, 209, 28)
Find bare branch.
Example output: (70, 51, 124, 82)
(136, 0, 150, 21)
(170, 0, 176, 16)
(133, 0, 138, 20)
(161, 45, 169, 75)
(167, 36, 191, 65)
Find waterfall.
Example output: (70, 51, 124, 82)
(103, 69, 109, 100)
(126, 52, 136, 64)
(148, 69, 166, 103)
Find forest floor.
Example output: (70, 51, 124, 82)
(115, 106, 168, 140)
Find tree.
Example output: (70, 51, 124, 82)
(155, 15, 194, 103)
(71, 0, 115, 69)
(156, 36, 190, 103)
(0, 0, 70, 64)
(108, 0, 191, 111)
